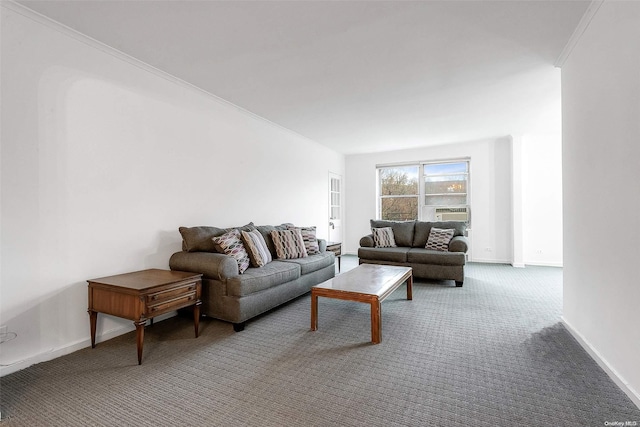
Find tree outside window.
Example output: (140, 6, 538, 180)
(379, 166, 419, 221)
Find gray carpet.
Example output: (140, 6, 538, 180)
(1, 259, 639, 426)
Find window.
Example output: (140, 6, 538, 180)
(378, 159, 469, 221)
(423, 161, 468, 206)
(378, 165, 419, 221)
(329, 175, 341, 221)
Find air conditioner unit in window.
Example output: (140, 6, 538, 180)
(435, 206, 469, 222)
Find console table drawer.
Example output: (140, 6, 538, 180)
(326, 242, 342, 256)
(148, 292, 197, 316)
(147, 282, 198, 303)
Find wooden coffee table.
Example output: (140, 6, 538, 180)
(88, 269, 202, 364)
(311, 264, 413, 344)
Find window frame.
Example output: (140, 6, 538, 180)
(377, 158, 470, 221)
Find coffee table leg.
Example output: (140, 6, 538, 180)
(311, 291, 318, 331)
(407, 274, 413, 300)
(135, 320, 145, 365)
(371, 299, 381, 344)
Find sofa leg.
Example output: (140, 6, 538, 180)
(232, 322, 245, 332)
(455, 281, 463, 287)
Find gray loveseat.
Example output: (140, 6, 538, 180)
(169, 223, 335, 331)
(358, 220, 469, 287)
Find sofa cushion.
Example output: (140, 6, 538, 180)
(407, 248, 466, 266)
(226, 261, 301, 297)
(358, 247, 410, 263)
(412, 221, 466, 248)
(179, 223, 255, 252)
(370, 220, 415, 247)
(282, 252, 334, 275)
(372, 227, 397, 248)
(179, 226, 225, 252)
(425, 228, 455, 252)
(271, 229, 308, 259)
(212, 229, 251, 274)
(287, 225, 320, 255)
(241, 229, 272, 267)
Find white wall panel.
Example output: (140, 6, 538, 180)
(562, 0, 640, 406)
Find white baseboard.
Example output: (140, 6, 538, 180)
(469, 258, 512, 264)
(524, 261, 564, 268)
(562, 317, 640, 410)
(0, 312, 175, 377)
(0, 325, 131, 376)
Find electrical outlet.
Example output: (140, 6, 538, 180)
(484, 247, 492, 252)
(536, 249, 544, 254)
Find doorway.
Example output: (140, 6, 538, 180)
(328, 172, 342, 243)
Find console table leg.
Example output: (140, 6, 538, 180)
(371, 299, 381, 344)
(311, 292, 318, 331)
(88, 310, 97, 348)
(134, 321, 145, 365)
(193, 302, 201, 338)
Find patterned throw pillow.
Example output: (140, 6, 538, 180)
(372, 227, 397, 248)
(241, 229, 273, 267)
(270, 229, 308, 259)
(287, 225, 320, 255)
(212, 229, 251, 274)
(425, 228, 455, 252)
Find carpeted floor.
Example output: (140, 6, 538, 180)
(1, 259, 639, 426)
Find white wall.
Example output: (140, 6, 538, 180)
(0, 6, 343, 375)
(522, 134, 563, 267)
(562, 1, 640, 406)
(345, 137, 514, 263)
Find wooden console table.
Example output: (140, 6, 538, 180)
(326, 242, 343, 272)
(87, 269, 202, 365)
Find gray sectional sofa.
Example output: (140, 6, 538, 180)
(358, 220, 469, 286)
(169, 223, 335, 331)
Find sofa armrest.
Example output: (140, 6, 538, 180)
(169, 251, 238, 281)
(360, 234, 374, 247)
(449, 236, 469, 253)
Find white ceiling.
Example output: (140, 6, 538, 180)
(17, 0, 590, 154)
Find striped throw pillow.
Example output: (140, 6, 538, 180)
(425, 228, 455, 252)
(212, 229, 251, 274)
(241, 229, 273, 267)
(372, 227, 397, 248)
(270, 229, 308, 260)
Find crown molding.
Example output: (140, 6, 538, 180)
(0, 0, 325, 148)
(554, 0, 604, 68)
(0, 1, 231, 103)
